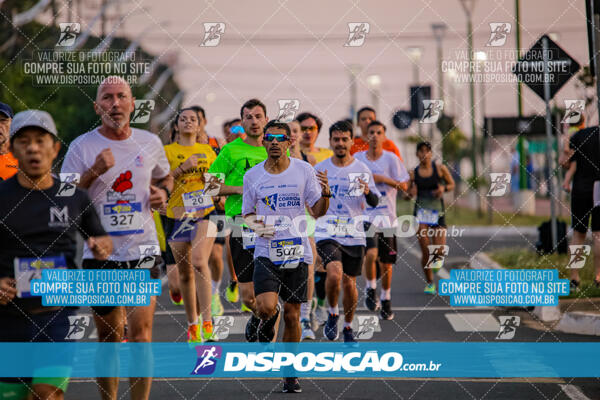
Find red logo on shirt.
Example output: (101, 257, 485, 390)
(112, 171, 133, 193)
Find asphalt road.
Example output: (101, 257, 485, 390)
(67, 231, 600, 399)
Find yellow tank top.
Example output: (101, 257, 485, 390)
(308, 147, 333, 163)
(165, 142, 217, 219)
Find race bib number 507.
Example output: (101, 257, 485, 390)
(269, 238, 304, 269)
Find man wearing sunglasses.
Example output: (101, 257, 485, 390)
(242, 121, 330, 393)
(208, 99, 270, 341)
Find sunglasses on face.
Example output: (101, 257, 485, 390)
(264, 134, 289, 142)
(229, 126, 244, 134)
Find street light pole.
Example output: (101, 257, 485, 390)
(366, 74, 382, 116)
(460, 0, 480, 215)
(476, 51, 491, 224)
(431, 23, 448, 104)
(406, 46, 423, 136)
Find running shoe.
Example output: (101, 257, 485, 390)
(380, 299, 394, 320)
(187, 324, 202, 344)
(202, 321, 217, 342)
(424, 283, 436, 295)
(365, 288, 380, 311)
(342, 326, 357, 345)
(245, 314, 260, 342)
(300, 319, 315, 341)
(258, 305, 280, 343)
(282, 377, 302, 393)
(315, 302, 328, 326)
(226, 280, 239, 303)
(323, 313, 339, 341)
(211, 293, 224, 317)
(570, 279, 580, 293)
(169, 290, 183, 306)
(241, 303, 252, 313)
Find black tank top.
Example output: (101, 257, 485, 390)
(301, 151, 308, 163)
(414, 162, 444, 210)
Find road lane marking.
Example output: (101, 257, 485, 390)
(560, 384, 592, 400)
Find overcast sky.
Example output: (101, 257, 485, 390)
(53, 0, 591, 146)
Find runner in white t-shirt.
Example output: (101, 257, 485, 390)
(355, 120, 409, 320)
(61, 76, 173, 400)
(242, 121, 330, 393)
(314, 120, 380, 344)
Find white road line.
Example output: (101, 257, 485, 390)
(559, 384, 592, 400)
(444, 312, 499, 332)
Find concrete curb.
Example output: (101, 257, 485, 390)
(555, 311, 600, 336)
(456, 226, 537, 237)
(469, 251, 562, 323)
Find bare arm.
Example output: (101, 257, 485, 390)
(439, 163, 455, 192)
(78, 148, 115, 189)
(87, 236, 113, 260)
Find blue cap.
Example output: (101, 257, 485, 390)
(0, 102, 13, 118)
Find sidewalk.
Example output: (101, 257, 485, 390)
(455, 194, 571, 218)
(471, 252, 600, 336)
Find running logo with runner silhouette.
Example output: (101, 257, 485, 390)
(65, 315, 90, 340)
(131, 100, 155, 124)
(496, 316, 520, 340)
(191, 345, 222, 375)
(56, 23, 80, 47)
(566, 245, 590, 269)
(345, 23, 370, 47)
(200, 23, 225, 47)
(487, 173, 511, 197)
(486, 22, 512, 47)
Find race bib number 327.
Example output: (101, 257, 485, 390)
(102, 202, 143, 236)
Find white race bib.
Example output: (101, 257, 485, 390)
(269, 238, 304, 269)
(14, 255, 67, 298)
(326, 216, 355, 237)
(182, 190, 213, 213)
(102, 202, 143, 236)
(416, 208, 439, 225)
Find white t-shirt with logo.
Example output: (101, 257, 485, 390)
(314, 157, 380, 246)
(354, 150, 409, 228)
(61, 127, 170, 261)
(242, 158, 322, 265)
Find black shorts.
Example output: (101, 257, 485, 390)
(213, 209, 226, 246)
(253, 257, 308, 303)
(365, 233, 398, 265)
(82, 257, 162, 316)
(160, 215, 175, 265)
(229, 230, 255, 283)
(0, 308, 76, 388)
(571, 192, 600, 233)
(316, 239, 365, 277)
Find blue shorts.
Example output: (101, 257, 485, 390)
(168, 212, 214, 242)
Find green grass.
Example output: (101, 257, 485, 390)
(396, 199, 548, 227)
(488, 247, 600, 299)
